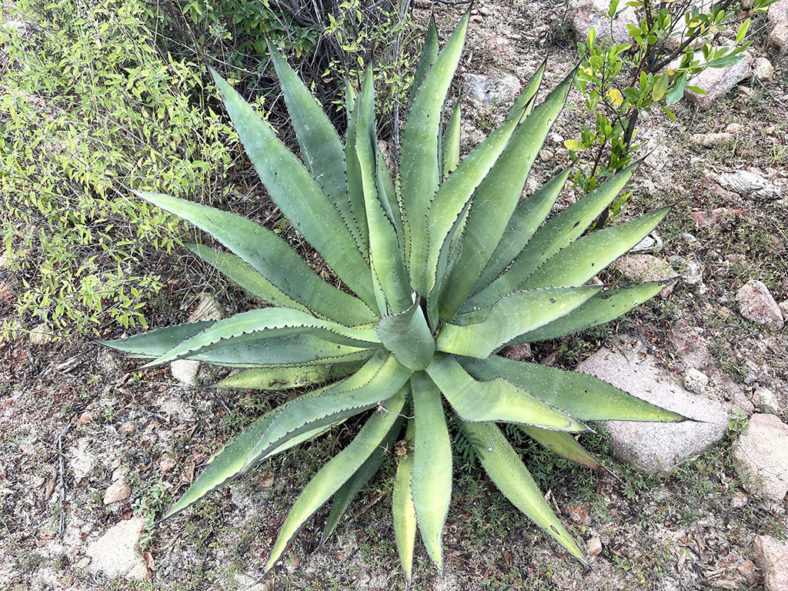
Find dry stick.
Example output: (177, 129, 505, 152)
(56, 423, 72, 537)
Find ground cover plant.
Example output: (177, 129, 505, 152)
(101, 11, 690, 583)
(0, 0, 235, 337)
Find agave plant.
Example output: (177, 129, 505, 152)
(102, 13, 683, 581)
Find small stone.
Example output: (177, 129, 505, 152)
(754, 535, 788, 591)
(502, 343, 532, 361)
(29, 323, 53, 345)
(753, 57, 775, 80)
(75, 556, 92, 570)
(683, 261, 704, 287)
(538, 149, 554, 162)
(587, 535, 603, 558)
(692, 132, 733, 148)
(462, 72, 522, 106)
(78, 412, 93, 424)
(684, 368, 709, 395)
(755, 387, 781, 414)
(736, 280, 784, 331)
(171, 359, 200, 386)
(737, 559, 758, 587)
(118, 421, 136, 435)
(631, 232, 663, 254)
(103, 479, 131, 505)
(86, 517, 149, 580)
(726, 123, 744, 134)
(718, 170, 782, 200)
(731, 491, 748, 509)
(159, 457, 176, 473)
(733, 414, 788, 502)
(549, 132, 564, 145)
(678, 233, 699, 247)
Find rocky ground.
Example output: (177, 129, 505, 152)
(1, 0, 788, 590)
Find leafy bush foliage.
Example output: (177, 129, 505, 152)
(103, 14, 683, 580)
(0, 0, 235, 335)
(567, 0, 774, 218)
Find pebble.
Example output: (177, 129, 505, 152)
(159, 457, 177, 473)
(718, 170, 782, 200)
(103, 479, 131, 505)
(753, 56, 775, 80)
(587, 535, 603, 558)
(684, 368, 709, 394)
(736, 280, 784, 331)
(737, 559, 758, 586)
(754, 387, 781, 414)
(733, 414, 788, 502)
(29, 323, 53, 346)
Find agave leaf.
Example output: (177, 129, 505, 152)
(437, 286, 600, 358)
(104, 327, 374, 368)
(426, 355, 586, 431)
(458, 420, 588, 566)
(265, 389, 407, 572)
(186, 244, 310, 313)
(461, 356, 684, 422)
(376, 296, 435, 371)
(322, 396, 406, 542)
(356, 72, 412, 314)
(183, 335, 374, 368)
(442, 100, 461, 180)
(473, 168, 571, 292)
(513, 281, 673, 344)
(268, 42, 361, 249)
(243, 352, 410, 469)
(520, 426, 601, 470)
(98, 321, 214, 357)
(505, 59, 546, 121)
(409, 16, 439, 104)
(426, 113, 520, 296)
(345, 82, 369, 256)
(392, 417, 416, 582)
(134, 191, 376, 326)
(139, 308, 381, 369)
(466, 163, 639, 309)
(401, 11, 469, 294)
(162, 412, 333, 521)
(214, 361, 364, 390)
(439, 70, 574, 320)
(521, 205, 673, 290)
(411, 372, 452, 570)
(211, 70, 377, 309)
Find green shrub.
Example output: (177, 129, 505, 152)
(0, 0, 235, 336)
(102, 13, 683, 582)
(567, 0, 775, 223)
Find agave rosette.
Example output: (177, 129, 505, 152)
(102, 13, 682, 580)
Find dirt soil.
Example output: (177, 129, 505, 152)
(1, 1, 787, 590)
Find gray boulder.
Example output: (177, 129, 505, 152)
(577, 341, 730, 474)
